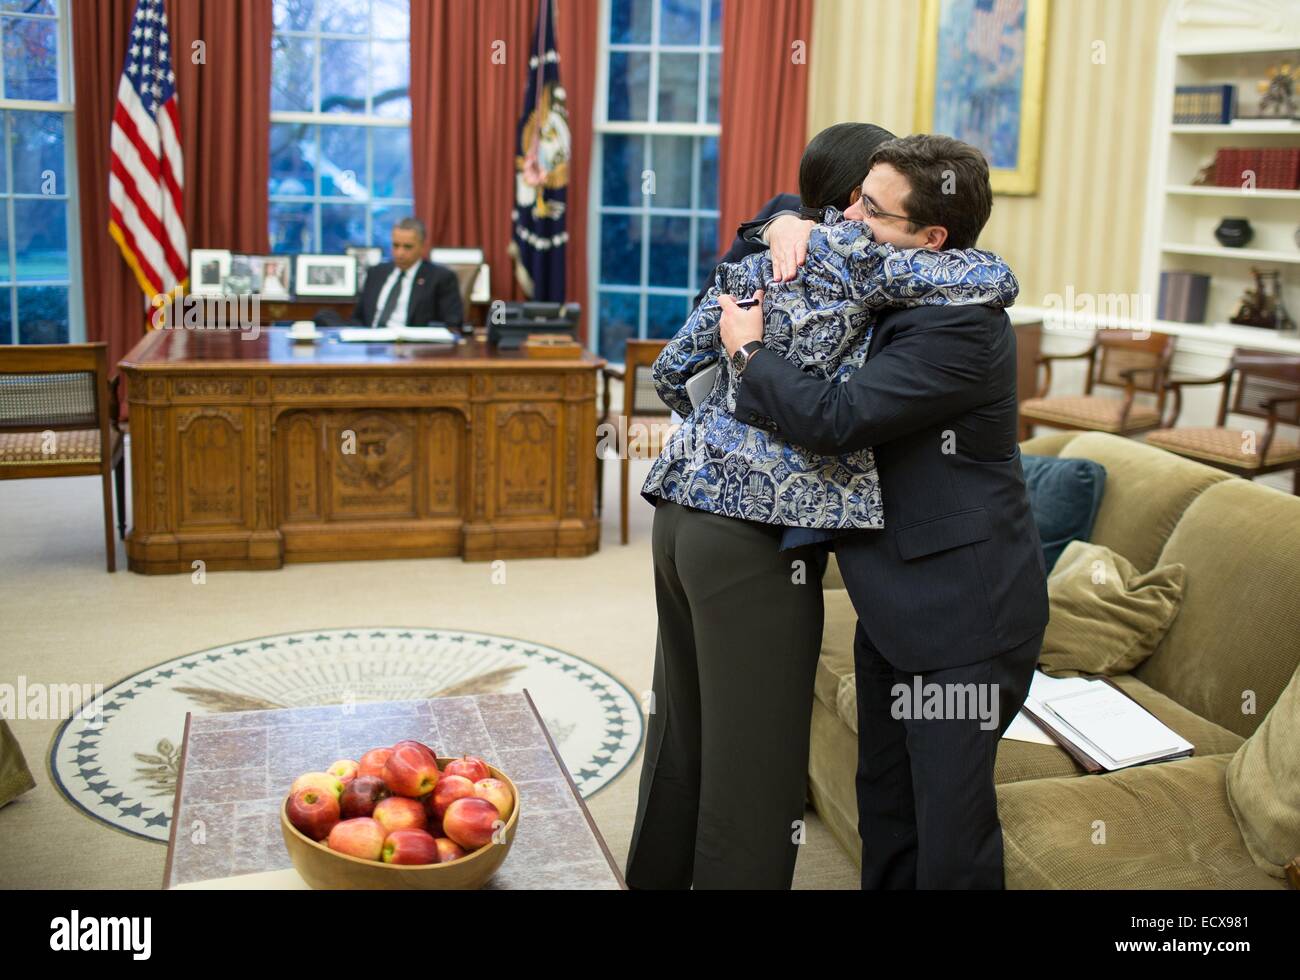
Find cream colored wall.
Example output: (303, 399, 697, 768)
(807, 0, 1169, 307)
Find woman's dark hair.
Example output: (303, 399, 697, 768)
(798, 122, 897, 210)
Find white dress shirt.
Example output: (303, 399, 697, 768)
(372, 263, 419, 328)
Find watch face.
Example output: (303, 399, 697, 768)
(731, 349, 746, 373)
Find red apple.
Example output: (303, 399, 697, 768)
(443, 797, 502, 851)
(373, 795, 428, 834)
(430, 774, 476, 819)
(392, 740, 439, 765)
(286, 787, 341, 842)
(383, 744, 441, 798)
(327, 817, 386, 862)
(291, 771, 344, 801)
(381, 828, 438, 865)
(339, 774, 391, 819)
(433, 837, 467, 864)
(358, 747, 393, 779)
(327, 759, 360, 785)
(473, 778, 514, 821)
(443, 756, 491, 783)
(421, 795, 445, 837)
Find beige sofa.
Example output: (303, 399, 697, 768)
(810, 431, 1298, 888)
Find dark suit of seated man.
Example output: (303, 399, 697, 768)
(352, 217, 464, 329)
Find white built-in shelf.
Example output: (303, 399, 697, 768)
(1171, 123, 1300, 135)
(1162, 242, 1300, 263)
(1166, 184, 1300, 200)
(1009, 306, 1300, 355)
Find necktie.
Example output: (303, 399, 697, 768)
(374, 267, 407, 327)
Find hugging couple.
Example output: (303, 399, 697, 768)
(624, 126, 1050, 890)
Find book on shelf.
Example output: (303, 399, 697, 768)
(1158, 271, 1210, 323)
(1173, 84, 1236, 124)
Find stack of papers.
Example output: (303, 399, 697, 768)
(337, 326, 458, 344)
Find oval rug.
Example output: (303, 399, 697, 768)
(49, 628, 644, 842)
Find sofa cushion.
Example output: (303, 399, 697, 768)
(0, 719, 35, 808)
(1137, 478, 1300, 738)
(1226, 665, 1300, 878)
(993, 673, 1244, 785)
(1059, 432, 1232, 571)
(999, 754, 1284, 889)
(816, 588, 858, 714)
(1018, 432, 1080, 458)
(1021, 455, 1106, 572)
(1039, 541, 1185, 676)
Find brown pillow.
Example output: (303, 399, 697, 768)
(1038, 541, 1185, 677)
(1226, 666, 1300, 878)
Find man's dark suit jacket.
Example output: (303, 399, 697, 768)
(351, 259, 464, 328)
(734, 304, 1048, 673)
(692, 193, 800, 309)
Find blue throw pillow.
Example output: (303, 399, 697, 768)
(1021, 455, 1107, 573)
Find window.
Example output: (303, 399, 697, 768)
(591, 0, 722, 363)
(269, 0, 412, 254)
(0, 0, 81, 345)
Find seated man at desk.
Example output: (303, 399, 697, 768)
(352, 217, 464, 329)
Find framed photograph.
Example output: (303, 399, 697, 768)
(293, 253, 357, 298)
(223, 254, 259, 295)
(189, 248, 231, 297)
(914, 0, 1049, 196)
(256, 255, 293, 300)
(346, 245, 384, 291)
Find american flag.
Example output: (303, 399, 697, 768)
(108, 0, 187, 303)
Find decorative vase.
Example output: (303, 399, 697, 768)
(1214, 218, 1253, 249)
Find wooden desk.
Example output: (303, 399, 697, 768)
(119, 328, 604, 574)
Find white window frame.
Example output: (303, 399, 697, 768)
(588, 0, 722, 361)
(0, 0, 83, 344)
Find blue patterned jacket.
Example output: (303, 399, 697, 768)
(640, 208, 1019, 530)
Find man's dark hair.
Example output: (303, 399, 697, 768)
(395, 216, 427, 242)
(867, 134, 993, 249)
(799, 122, 896, 211)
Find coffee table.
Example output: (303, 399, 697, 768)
(162, 691, 626, 889)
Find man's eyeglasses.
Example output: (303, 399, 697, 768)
(849, 185, 918, 225)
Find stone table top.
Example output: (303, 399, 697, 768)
(162, 691, 625, 889)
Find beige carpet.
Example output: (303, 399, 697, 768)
(0, 438, 859, 890)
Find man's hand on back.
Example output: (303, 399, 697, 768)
(719, 290, 765, 357)
(764, 215, 815, 282)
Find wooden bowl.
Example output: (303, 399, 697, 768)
(280, 759, 519, 889)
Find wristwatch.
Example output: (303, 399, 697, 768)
(731, 340, 766, 376)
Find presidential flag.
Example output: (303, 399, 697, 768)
(509, 0, 569, 301)
(108, 0, 188, 306)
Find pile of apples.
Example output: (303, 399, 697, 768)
(284, 740, 514, 866)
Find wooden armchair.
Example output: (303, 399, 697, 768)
(597, 339, 678, 544)
(0, 343, 126, 570)
(1020, 329, 1175, 438)
(1145, 350, 1300, 494)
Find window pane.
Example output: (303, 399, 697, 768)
(601, 133, 644, 207)
(320, 39, 367, 114)
(17, 285, 67, 343)
(3, 15, 58, 102)
(706, 53, 719, 122)
(0, 289, 10, 343)
(648, 135, 692, 209)
(370, 203, 407, 250)
(11, 110, 62, 195)
(598, 291, 639, 362)
(270, 201, 313, 253)
(370, 40, 410, 118)
(607, 51, 650, 122)
(2, 2, 56, 14)
(708, 0, 722, 46)
(698, 136, 718, 210)
(610, 0, 651, 44)
(271, 34, 314, 112)
(371, 0, 409, 41)
(320, 202, 367, 251)
(648, 216, 689, 287)
(0, 204, 10, 280)
(696, 217, 718, 286)
(659, 0, 702, 46)
(657, 54, 700, 123)
(319, 125, 366, 198)
(269, 122, 316, 196)
(646, 293, 689, 340)
(13, 197, 66, 281)
(599, 213, 642, 286)
(318, 0, 368, 36)
(273, 0, 315, 32)
(371, 127, 412, 199)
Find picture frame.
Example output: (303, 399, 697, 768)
(256, 255, 293, 300)
(223, 254, 259, 296)
(346, 245, 384, 291)
(914, 0, 1049, 196)
(293, 253, 357, 298)
(189, 248, 231, 297)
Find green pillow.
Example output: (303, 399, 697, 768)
(1039, 541, 1185, 677)
(1227, 666, 1300, 878)
(0, 719, 35, 808)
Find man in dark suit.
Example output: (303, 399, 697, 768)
(718, 134, 1049, 889)
(352, 217, 463, 329)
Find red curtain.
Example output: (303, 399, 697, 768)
(410, 0, 598, 341)
(718, 0, 814, 251)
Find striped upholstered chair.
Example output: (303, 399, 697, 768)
(1020, 329, 1175, 438)
(0, 343, 127, 570)
(1145, 350, 1300, 495)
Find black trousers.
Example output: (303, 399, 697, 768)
(625, 499, 827, 889)
(853, 622, 1043, 889)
